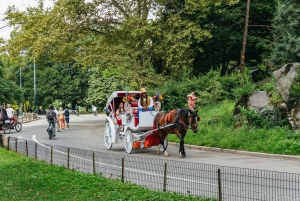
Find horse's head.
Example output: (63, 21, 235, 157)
(188, 109, 199, 133)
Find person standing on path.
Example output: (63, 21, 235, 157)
(58, 107, 66, 131)
(93, 105, 97, 116)
(75, 104, 79, 116)
(54, 107, 60, 132)
(64, 106, 70, 129)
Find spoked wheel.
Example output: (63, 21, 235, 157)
(2, 124, 11, 134)
(15, 122, 22, 132)
(124, 129, 133, 154)
(48, 127, 52, 140)
(160, 137, 168, 152)
(104, 122, 113, 150)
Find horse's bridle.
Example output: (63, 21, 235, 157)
(188, 111, 198, 130)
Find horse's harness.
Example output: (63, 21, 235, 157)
(155, 109, 197, 131)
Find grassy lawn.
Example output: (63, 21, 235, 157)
(168, 100, 300, 156)
(0, 148, 214, 201)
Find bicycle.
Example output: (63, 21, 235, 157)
(47, 123, 54, 139)
(9, 116, 22, 132)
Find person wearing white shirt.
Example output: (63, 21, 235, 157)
(6, 104, 17, 125)
(92, 105, 97, 116)
(54, 107, 60, 132)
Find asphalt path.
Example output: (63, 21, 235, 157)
(5, 114, 300, 174)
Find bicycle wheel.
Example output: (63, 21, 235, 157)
(2, 124, 11, 134)
(15, 122, 22, 132)
(48, 126, 52, 140)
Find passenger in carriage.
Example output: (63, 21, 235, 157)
(116, 102, 125, 120)
(138, 88, 154, 111)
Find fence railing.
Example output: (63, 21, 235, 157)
(19, 113, 39, 123)
(1, 136, 300, 201)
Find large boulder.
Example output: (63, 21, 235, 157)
(273, 63, 300, 102)
(247, 91, 273, 114)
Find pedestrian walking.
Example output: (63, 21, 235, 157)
(59, 107, 66, 131)
(93, 105, 97, 116)
(64, 106, 70, 129)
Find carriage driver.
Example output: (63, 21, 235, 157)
(138, 88, 154, 111)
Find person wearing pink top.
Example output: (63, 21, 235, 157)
(187, 92, 198, 110)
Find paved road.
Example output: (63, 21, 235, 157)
(5, 114, 300, 174)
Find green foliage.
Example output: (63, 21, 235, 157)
(231, 78, 256, 100)
(0, 58, 22, 105)
(238, 105, 288, 128)
(87, 68, 126, 111)
(0, 148, 214, 201)
(290, 65, 300, 101)
(272, 1, 300, 67)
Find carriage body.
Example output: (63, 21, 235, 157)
(0, 107, 11, 133)
(104, 91, 166, 154)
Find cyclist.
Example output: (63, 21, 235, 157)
(46, 105, 57, 137)
(6, 104, 17, 126)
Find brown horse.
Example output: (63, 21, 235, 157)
(154, 109, 199, 158)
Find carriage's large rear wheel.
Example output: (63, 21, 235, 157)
(124, 130, 133, 154)
(2, 124, 10, 134)
(160, 137, 168, 152)
(104, 122, 113, 150)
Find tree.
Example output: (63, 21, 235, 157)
(0, 58, 22, 105)
(272, 0, 300, 68)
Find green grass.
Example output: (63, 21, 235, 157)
(0, 148, 214, 201)
(168, 100, 300, 156)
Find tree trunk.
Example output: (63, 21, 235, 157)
(240, 0, 251, 82)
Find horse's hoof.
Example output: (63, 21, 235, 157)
(164, 151, 169, 157)
(179, 152, 186, 158)
(156, 151, 161, 155)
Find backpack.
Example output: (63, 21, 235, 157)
(48, 110, 54, 121)
(64, 109, 70, 117)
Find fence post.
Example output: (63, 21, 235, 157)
(35, 142, 37, 159)
(15, 138, 18, 153)
(218, 168, 222, 201)
(67, 148, 70, 169)
(92, 153, 96, 175)
(26, 140, 28, 157)
(7, 136, 10, 150)
(0, 134, 3, 148)
(163, 163, 167, 192)
(50, 147, 53, 165)
(121, 158, 124, 183)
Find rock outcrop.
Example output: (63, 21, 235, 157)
(235, 63, 300, 129)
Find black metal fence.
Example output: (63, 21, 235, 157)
(1, 136, 300, 201)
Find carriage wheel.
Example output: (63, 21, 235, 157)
(2, 124, 11, 134)
(160, 137, 168, 152)
(15, 122, 22, 132)
(124, 130, 133, 154)
(104, 122, 113, 150)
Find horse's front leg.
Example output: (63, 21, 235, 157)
(175, 130, 186, 158)
(179, 139, 186, 158)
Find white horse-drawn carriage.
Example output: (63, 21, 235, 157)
(103, 91, 168, 154)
